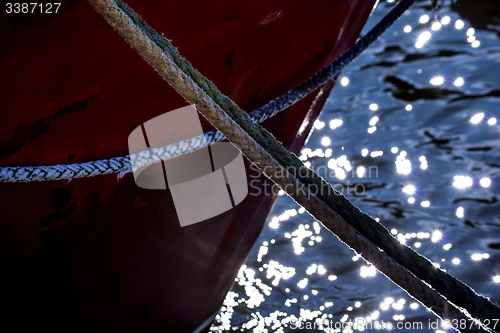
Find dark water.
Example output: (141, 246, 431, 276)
(212, 0, 500, 331)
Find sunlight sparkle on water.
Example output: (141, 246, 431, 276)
(419, 156, 428, 170)
(431, 231, 442, 243)
(467, 36, 476, 43)
(430, 76, 444, 86)
(297, 278, 308, 288)
(360, 265, 377, 278)
(402, 184, 416, 195)
(306, 264, 317, 275)
(442, 321, 453, 330)
(471, 253, 484, 261)
(314, 120, 325, 129)
(480, 177, 491, 188)
(454, 77, 464, 87)
(453, 175, 473, 189)
(472, 40, 480, 48)
(328, 275, 337, 281)
(396, 153, 412, 175)
(431, 22, 442, 31)
(265, 260, 296, 286)
(398, 233, 407, 244)
(329, 118, 343, 129)
(419, 15, 430, 24)
(415, 31, 431, 49)
(470, 112, 484, 124)
(467, 28, 475, 37)
(269, 217, 279, 229)
(291, 224, 313, 254)
(357, 166, 366, 178)
(219, 8, 500, 326)
(237, 267, 270, 309)
(392, 298, 405, 311)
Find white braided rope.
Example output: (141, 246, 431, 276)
(0, 105, 278, 182)
(0, 133, 208, 182)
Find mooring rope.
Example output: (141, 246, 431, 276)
(83, 0, 500, 332)
(1, 0, 415, 183)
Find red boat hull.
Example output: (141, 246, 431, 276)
(0, 0, 376, 331)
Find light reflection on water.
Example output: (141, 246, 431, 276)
(213, 0, 500, 331)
